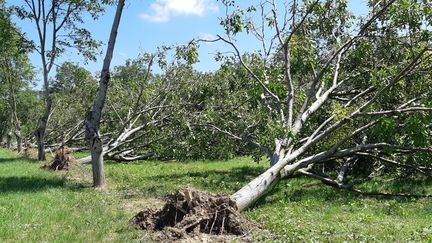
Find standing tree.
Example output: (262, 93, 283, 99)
(0, 3, 34, 152)
(14, 0, 104, 160)
(85, 0, 125, 188)
(207, 0, 432, 211)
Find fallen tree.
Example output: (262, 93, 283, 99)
(207, 0, 432, 211)
(78, 53, 176, 163)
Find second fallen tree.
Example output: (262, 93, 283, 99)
(209, 0, 432, 211)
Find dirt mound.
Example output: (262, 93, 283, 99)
(43, 146, 73, 170)
(24, 143, 36, 158)
(132, 188, 254, 239)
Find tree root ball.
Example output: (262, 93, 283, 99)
(24, 143, 36, 158)
(132, 187, 254, 239)
(43, 146, 73, 170)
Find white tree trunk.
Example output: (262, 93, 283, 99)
(231, 153, 301, 211)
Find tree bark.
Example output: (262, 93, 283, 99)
(85, 0, 125, 188)
(35, 94, 52, 160)
(336, 157, 356, 184)
(10, 81, 22, 153)
(231, 153, 300, 211)
(6, 132, 12, 149)
(15, 131, 22, 153)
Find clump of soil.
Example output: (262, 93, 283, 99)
(24, 143, 36, 158)
(132, 187, 253, 239)
(43, 146, 73, 170)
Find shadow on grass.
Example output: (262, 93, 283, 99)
(0, 151, 39, 163)
(148, 166, 263, 185)
(118, 166, 265, 198)
(0, 176, 65, 193)
(251, 176, 432, 209)
(0, 176, 88, 193)
(0, 157, 30, 163)
(150, 166, 263, 180)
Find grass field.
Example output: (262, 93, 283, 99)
(0, 148, 431, 242)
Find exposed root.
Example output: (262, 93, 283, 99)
(43, 146, 73, 171)
(132, 187, 255, 240)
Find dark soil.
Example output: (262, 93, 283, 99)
(132, 187, 255, 240)
(43, 146, 73, 170)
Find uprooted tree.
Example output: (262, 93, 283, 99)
(202, 0, 432, 211)
(77, 50, 254, 163)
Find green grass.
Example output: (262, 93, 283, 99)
(0, 148, 431, 242)
(245, 178, 432, 242)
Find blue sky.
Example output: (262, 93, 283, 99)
(9, 0, 369, 86)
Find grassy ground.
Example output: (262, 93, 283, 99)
(0, 149, 431, 242)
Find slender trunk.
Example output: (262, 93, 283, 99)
(90, 136, 105, 187)
(85, 0, 125, 188)
(35, 95, 52, 160)
(6, 132, 12, 149)
(10, 86, 22, 153)
(15, 131, 22, 153)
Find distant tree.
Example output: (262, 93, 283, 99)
(0, 3, 34, 152)
(46, 62, 97, 149)
(51, 61, 94, 93)
(14, 0, 104, 160)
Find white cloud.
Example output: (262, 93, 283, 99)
(118, 51, 127, 57)
(198, 32, 215, 41)
(198, 32, 217, 45)
(140, 0, 219, 23)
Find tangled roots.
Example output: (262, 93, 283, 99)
(43, 146, 73, 170)
(132, 187, 253, 239)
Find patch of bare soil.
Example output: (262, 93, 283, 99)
(132, 187, 257, 241)
(43, 146, 73, 170)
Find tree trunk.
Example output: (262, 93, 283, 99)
(231, 163, 283, 211)
(85, 0, 125, 188)
(35, 95, 52, 160)
(90, 135, 105, 187)
(15, 131, 22, 153)
(6, 132, 12, 149)
(231, 143, 314, 211)
(11, 88, 22, 153)
(231, 153, 302, 211)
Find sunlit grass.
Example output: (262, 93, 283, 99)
(0, 148, 431, 242)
